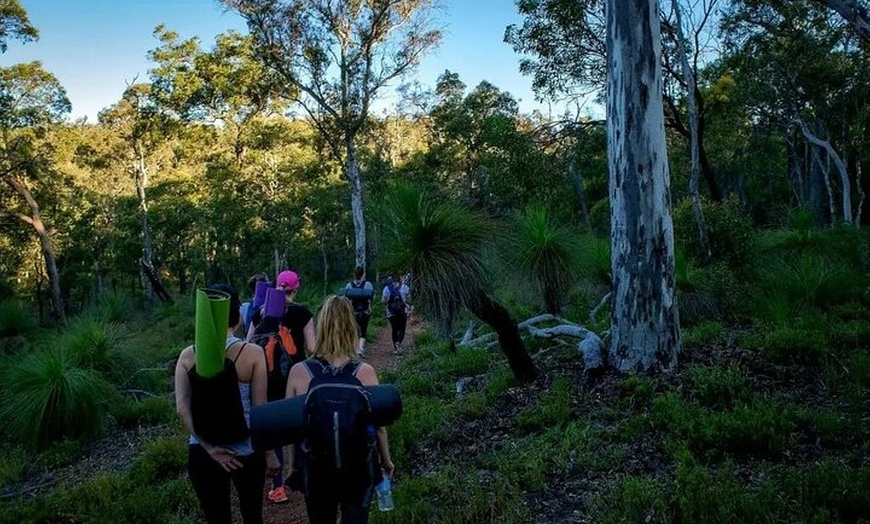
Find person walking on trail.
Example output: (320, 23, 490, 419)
(247, 269, 316, 504)
(174, 283, 280, 524)
(382, 275, 411, 353)
(240, 272, 269, 338)
(285, 295, 395, 524)
(343, 266, 374, 355)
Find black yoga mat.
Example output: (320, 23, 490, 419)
(250, 384, 403, 451)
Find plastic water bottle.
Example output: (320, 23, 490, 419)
(376, 475, 394, 512)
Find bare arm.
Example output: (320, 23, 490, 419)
(174, 347, 243, 472)
(303, 318, 315, 356)
(357, 364, 394, 476)
(284, 362, 312, 476)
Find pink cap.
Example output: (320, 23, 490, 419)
(276, 270, 300, 291)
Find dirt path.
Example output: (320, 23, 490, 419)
(261, 316, 417, 524)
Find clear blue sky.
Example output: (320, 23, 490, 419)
(1, 0, 557, 122)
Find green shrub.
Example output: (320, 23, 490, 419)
(64, 316, 135, 384)
(617, 375, 655, 409)
(673, 195, 755, 267)
(682, 321, 724, 348)
(0, 349, 113, 449)
(831, 319, 870, 350)
(849, 351, 870, 388)
(591, 475, 669, 524)
(680, 262, 748, 324)
(129, 438, 188, 485)
(0, 447, 28, 489)
(97, 291, 132, 323)
(0, 300, 36, 338)
(111, 396, 175, 428)
(515, 376, 571, 430)
(684, 364, 750, 410)
(755, 325, 830, 364)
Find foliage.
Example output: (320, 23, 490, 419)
(683, 364, 750, 410)
(0, 349, 113, 449)
(0, 446, 28, 490)
(681, 320, 723, 348)
(515, 376, 571, 429)
(64, 315, 135, 384)
(0, 299, 35, 338)
(673, 195, 755, 268)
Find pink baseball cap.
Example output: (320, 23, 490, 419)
(276, 270, 300, 291)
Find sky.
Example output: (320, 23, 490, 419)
(1, 0, 566, 122)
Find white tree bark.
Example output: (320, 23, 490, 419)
(606, 0, 681, 373)
(346, 138, 367, 268)
(797, 118, 852, 225)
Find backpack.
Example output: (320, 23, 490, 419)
(348, 281, 370, 315)
(189, 343, 250, 445)
(302, 359, 375, 479)
(251, 314, 300, 401)
(386, 284, 405, 316)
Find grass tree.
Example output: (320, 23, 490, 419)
(380, 185, 537, 383)
(503, 205, 580, 316)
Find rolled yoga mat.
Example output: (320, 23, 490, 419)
(342, 286, 375, 300)
(194, 288, 231, 378)
(253, 280, 272, 308)
(250, 384, 403, 451)
(264, 287, 285, 318)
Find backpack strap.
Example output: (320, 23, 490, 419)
(231, 342, 248, 363)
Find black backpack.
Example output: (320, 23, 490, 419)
(386, 283, 405, 316)
(251, 314, 300, 401)
(302, 359, 375, 478)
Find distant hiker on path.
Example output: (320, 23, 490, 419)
(343, 266, 374, 355)
(382, 275, 411, 353)
(285, 295, 395, 524)
(174, 283, 280, 524)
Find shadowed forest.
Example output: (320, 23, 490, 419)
(1, 0, 869, 522)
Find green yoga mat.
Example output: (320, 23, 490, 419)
(195, 288, 230, 378)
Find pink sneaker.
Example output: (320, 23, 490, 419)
(268, 486, 288, 503)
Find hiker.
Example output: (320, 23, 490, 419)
(240, 272, 269, 338)
(343, 266, 374, 355)
(382, 275, 411, 353)
(248, 269, 315, 504)
(174, 283, 280, 524)
(285, 295, 395, 524)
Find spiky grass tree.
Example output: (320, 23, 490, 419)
(380, 186, 537, 383)
(503, 206, 580, 315)
(0, 349, 113, 449)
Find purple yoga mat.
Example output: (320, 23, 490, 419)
(253, 281, 271, 308)
(264, 287, 285, 318)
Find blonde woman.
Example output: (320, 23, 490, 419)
(285, 295, 394, 524)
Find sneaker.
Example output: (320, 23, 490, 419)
(394, 342, 402, 353)
(268, 486, 289, 503)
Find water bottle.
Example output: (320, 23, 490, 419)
(376, 475, 394, 512)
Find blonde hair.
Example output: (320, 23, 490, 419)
(314, 295, 358, 361)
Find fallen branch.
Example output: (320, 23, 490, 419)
(589, 292, 612, 325)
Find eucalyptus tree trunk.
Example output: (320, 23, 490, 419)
(5, 177, 66, 323)
(345, 137, 367, 269)
(797, 118, 852, 225)
(606, 0, 680, 373)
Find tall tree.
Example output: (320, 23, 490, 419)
(224, 0, 442, 268)
(0, 0, 38, 53)
(0, 61, 71, 322)
(606, 0, 681, 372)
(99, 84, 174, 301)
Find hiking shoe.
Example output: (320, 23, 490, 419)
(394, 342, 402, 353)
(268, 486, 289, 503)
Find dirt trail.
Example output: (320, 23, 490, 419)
(261, 316, 416, 524)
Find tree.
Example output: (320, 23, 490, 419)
(224, 0, 442, 268)
(0, 61, 71, 322)
(0, 0, 38, 53)
(99, 84, 174, 302)
(380, 185, 537, 383)
(606, 0, 681, 372)
(148, 27, 288, 167)
(506, 0, 725, 201)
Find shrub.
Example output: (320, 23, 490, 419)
(0, 349, 114, 449)
(64, 316, 135, 384)
(0, 447, 28, 490)
(673, 195, 755, 267)
(830, 319, 870, 351)
(754, 325, 830, 364)
(682, 321, 724, 348)
(515, 376, 571, 430)
(617, 375, 655, 409)
(684, 364, 750, 410)
(97, 291, 132, 323)
(111, 396, 175, 428)
(0, 300, 36, 338)
(129, 438, 188, 485)
(590, 475, 669, 524)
